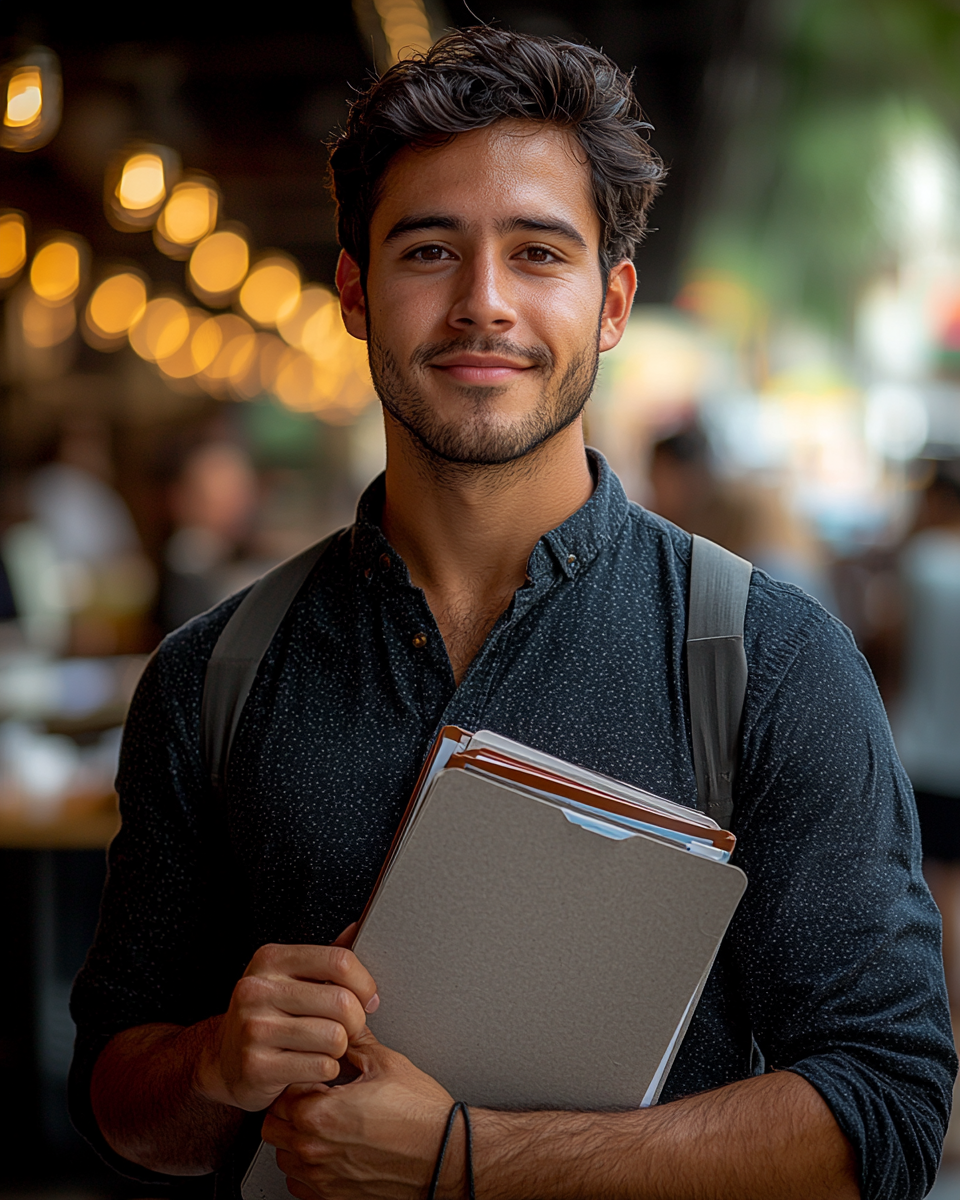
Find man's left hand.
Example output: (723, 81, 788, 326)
(262, 1027, 456, 1200)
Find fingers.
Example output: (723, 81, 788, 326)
(246, 943, 378, 1013)
(333, 922, 358, 948)
(275, 1147, 325, 1199)
(257, 1015, 355, 1057)
(236, 974, 370, 1041)
(209, 942, 380, 1112)
(250, 1050, 343, 1090)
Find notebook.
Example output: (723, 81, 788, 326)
(242, 729, 747, 1200)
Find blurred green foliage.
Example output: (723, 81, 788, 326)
(689, 0, 960, 329)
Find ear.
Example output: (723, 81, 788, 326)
(598, 259, 637, 353)
(336, 250, 368, 341)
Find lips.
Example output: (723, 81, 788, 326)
(430, 355, 533, 384)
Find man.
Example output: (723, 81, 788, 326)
(70, 28, 954, 1200)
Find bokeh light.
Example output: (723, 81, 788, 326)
(128, 297, 191, 362)
(190, 316, 225, 373)
(188, 230, 249, 303)
(105, 143, 179, 230)
(375, 0, 432, 63)
(0, 48, 61, 151)
(85, 273, 148, 341)
(5, 68, 42, 127)
(156, 309, 211, 379)
(271, 282, 374, 420)
(155, 179, 219, 256)
(0, 211, 27, 281)
(29, 237, 83, 304)
(116, 153, 166, 212)
(277, 285, 338, 348)
(230, 332, 288, 400)
(194, 313, 255, 393)
(239, 256, 301, 327)
(300, 298, 345, 360)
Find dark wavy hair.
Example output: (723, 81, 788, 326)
(328, 27, 666, 277)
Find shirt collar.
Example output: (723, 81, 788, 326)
(350, 447, 630, 583)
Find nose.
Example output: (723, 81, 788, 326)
(447, 248, 517, 334)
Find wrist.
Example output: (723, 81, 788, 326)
(190, 1016, 233, 1109)
(435, 1104, 469, 1200)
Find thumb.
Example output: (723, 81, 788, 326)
(346, 1025, 389, 1076)
(333, 922, 358, 948)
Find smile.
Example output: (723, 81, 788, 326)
(430, 356, 535, 384)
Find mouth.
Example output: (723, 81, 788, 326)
(429, 354, 536, 385)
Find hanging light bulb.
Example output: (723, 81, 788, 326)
(239, 254, 301, 327)
(154, 175, 220, 259)
(0, 46, 61, 151)
(83, 270, 150, 350)
(187, 226, 250, 306)
(0, 210, 28, 285)
(104, 142, 180, 231)
(29, 234, 88, 304)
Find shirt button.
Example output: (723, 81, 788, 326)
(567, 554, 577, 565)
(364, 567, 372, 579)
(379, 553, 391, 571)
(412, 632, 428, 649)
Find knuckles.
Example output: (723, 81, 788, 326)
(325, 1023, 349, 1060)
(250, 943, 286, 971)
(233, 973, 274, 1008)
(241, 1014, 281, 1048)
(326, 985, 360, 1024)
(327, 946, 355, 981)
(238, 1043, 275, 1084)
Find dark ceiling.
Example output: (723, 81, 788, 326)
(0, 2, 750, 304)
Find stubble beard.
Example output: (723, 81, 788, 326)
(368, 330, 600, 469)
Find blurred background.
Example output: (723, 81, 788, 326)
(2, 1, 960, 1196)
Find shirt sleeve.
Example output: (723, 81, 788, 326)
(68, 602, 251, 1183)
(729, 589, 956, 1200)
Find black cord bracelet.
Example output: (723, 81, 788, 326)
(427, 1100, 476, 1200)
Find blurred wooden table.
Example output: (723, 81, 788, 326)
(0, 796, 119, 849)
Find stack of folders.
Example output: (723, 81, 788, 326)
(242, 726, 747, 1200)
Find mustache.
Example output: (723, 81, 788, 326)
(409, 336, 554, 372)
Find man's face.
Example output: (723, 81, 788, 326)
(339, 121, 633, 466)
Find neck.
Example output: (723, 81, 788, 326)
(379, 411, 594, 681)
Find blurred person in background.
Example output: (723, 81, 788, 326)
(2, 419, 155, 655)
(892, 462, 960, 1031)
(159, 441, 260, 633)
(648, 423, 836, 610)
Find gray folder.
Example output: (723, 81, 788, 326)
(242, 767, 746, 1200)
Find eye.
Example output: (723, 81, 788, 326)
(518, 244, 560, 264)
(407, 244, 456, 262)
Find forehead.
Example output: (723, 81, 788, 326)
(371, 121, 600, 243)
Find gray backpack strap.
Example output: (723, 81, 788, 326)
(201, 529, 343, 793)
(686, 534, 752, 829)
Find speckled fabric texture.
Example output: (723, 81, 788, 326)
(70, 451, 955, 1200)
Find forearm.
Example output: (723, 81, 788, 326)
(91, 1019, 243, 1175)
(445, 1071, 859, 1200)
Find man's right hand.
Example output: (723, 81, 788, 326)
(195, 942, 380, 1113)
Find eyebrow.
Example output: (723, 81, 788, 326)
(383, 215, 468, 243)
(382, 213, 589, 250)
(494, 216, 588, 250)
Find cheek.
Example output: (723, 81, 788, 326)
(525, 275, 602, 324)
(369, 281, 446, 346)
(523, 287, 601, 356)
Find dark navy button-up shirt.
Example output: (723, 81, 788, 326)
(70, 451, 955, 1200)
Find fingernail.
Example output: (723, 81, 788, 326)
(364, 992, 380, 1014)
